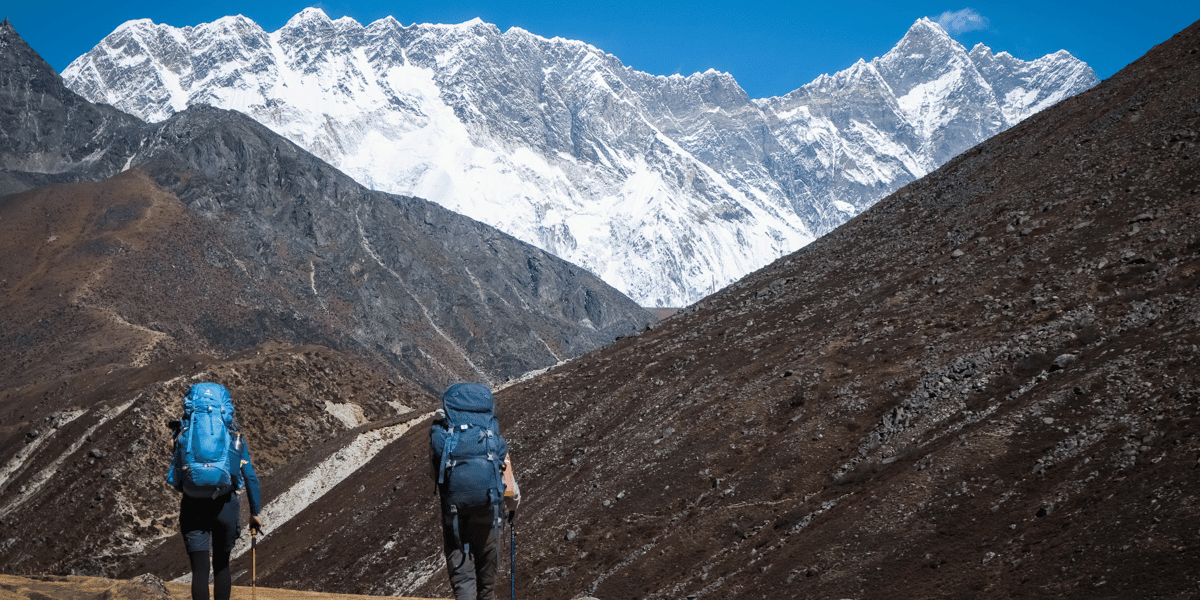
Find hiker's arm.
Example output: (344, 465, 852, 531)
(429, 412, 446, 483)
(429, 442, 441, 484)
(239, 437, 263, 516)
(428, 430, 443, 496)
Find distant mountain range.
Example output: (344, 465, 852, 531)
(63, 10, 1098, 306)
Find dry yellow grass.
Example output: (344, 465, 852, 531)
(0, 574, 446, 600)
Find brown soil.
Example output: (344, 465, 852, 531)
(646, 308, 681, 321)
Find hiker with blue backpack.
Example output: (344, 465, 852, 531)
(430, 383, 520, 600)
(166, 382, 264, 600)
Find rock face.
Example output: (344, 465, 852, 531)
(0, 19, 143, 195)
(133, 105, 653, 391)
(126, 18, 1197, 600)
(62, 12, 1098, 306)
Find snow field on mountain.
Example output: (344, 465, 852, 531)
(896, 69, 971, 139)
(63, 11, 1098, 306)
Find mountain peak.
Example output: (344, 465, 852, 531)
(369, 15, 402, 29)
(876, 16, 973, 97)
(905, 16, 951, 41)
(281, 7, 333, 30)
(112, 18, 157, 33)
(882, 17, 965, 66)
(200, 14, 267, 37)
(454, 17, 495, 33)
(277, 7, 356, 41)
(696, 67, 732, 79)
(295, 7, 331, 21)
(0, 20, 145, 191)
(0, 18, 63, 86)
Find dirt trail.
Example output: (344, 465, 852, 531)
(0, 574, 447, 600)
(164, 582, 446, 600)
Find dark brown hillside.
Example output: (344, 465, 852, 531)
(0, 340, 432, 577)
(200, 19, 1200, 600)
(0, 165, 435, 577)
(490, 21, 1200, 599)
(0, 168, 334, 389)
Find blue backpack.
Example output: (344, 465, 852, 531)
(430, 383, 508, 512)
(166, 383, 240, 498)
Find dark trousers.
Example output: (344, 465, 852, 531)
(180, 492, 240, 600)
(441, 504, 502, 600)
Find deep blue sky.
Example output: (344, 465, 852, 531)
(5, 1, 1198, 99)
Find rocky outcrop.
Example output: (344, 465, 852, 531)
(0, 19, 143, 195)
(135, 104, 653, 390)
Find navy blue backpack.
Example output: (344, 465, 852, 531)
(430, 383, 509, 513)
(166, 383, 241, 498)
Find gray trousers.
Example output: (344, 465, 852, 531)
(441, 504, 502, 600)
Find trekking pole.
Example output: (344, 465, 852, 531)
(251, 531, 257, 600)
(508, 511, 516, 600)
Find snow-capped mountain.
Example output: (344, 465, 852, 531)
(63, 11, 1097, 306)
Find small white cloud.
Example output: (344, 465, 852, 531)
(934, 8, 990, 35)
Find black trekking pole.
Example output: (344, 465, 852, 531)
(508, 511, 516, 600)
(251, 531, 257, 600)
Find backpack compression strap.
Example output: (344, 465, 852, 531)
(437, 424, 465, 485)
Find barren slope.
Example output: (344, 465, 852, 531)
(182, 19, 1200, 600)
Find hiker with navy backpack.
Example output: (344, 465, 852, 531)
(166, 383, 264, 600)
(430, 383, 520, 600)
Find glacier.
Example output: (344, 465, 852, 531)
(63, 10, 1098, 306)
